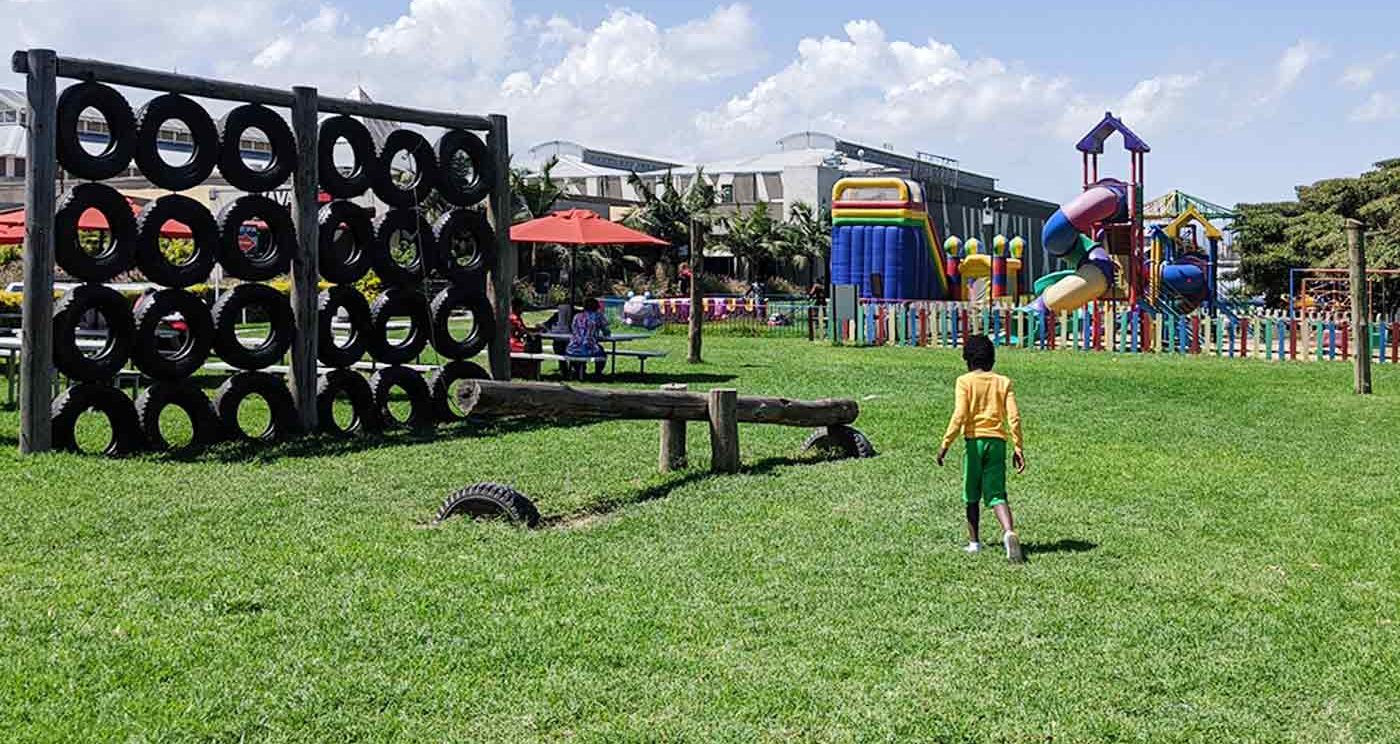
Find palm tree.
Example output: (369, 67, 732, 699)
(511, 155, 562, 223)
(714, 203, 781, 282)
(774, 201, 832, 286)
(623, 168, 718, 287)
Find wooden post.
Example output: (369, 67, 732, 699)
(658, 383, 688, 473)
(18, 49, 56, 455)
(688, 218, 704, 364)
(708, 388, 739, 474)
(487, 113, 514, 381)
(289, 85, 320, 434)
(1346, 219, 1372, 394)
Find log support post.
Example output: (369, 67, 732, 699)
(18, 48, 56, 455)
(659, 383, 688, 473)
(708, 388, 739, 474)
(1347, 219, 1372, 394)
(289, 85, 320, 434)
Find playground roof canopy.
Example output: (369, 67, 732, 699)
(1076, 112, 1150, 154)
(1144, 189, 1237, 221)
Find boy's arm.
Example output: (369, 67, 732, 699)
(1005, 382, 1024, 451)
(939, 377, 969, 452)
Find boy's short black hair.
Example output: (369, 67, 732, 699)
(963, 334, 995, 371)
(583, 297, 600, 312)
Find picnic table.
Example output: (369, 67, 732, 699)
(537, 331, 657, 376)
(0, 335, 133, 407)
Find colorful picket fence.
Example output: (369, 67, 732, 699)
(829, 299, 1400, 364)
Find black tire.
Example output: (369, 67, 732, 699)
(318, 115, 375, 199)
(216, 195, 294, 281)
(368, 365, 434, 431)
(135, 381, 220, 452)
(134, 194, 219, 287)
(429, 283, 495, 361)
(317, 286, 370, 369)
(367, 288, 430, 365)
(432, 208, 496, 281)
(57, 82, 136, 181)
(130, 288, 213, 381)
(801, 425, 876, 460)
(214, 371, 299, 442)
(134, 93, 219, 190)
(434, 129, 495, 207)
(51, 383, 144, 456)
(217, 104, 296, 193)
(52, 284, 134, 382)
(372, 129, 438, 208)
(316, 368, 380, 437)
(435, 483, 540, 529)
(317, 200, 374, 284)
(428, 360, 489, 422)
(55, 183, 137, 283)
(372, 208, 435, 287)
(211, 283, 294, 371)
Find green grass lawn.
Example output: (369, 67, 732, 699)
(2, 337, 1398, 742)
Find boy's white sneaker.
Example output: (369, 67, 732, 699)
(1003, 531, 1024, 564)
(964, 542, 982, 553)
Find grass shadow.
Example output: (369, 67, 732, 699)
(1023, 539, 1097, 559)
(541, 454, 821, 529)
(181, 416, 571, 465)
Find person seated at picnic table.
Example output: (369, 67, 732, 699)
(508, 298, 544, 380)
(566, 297, 610, 378)
(508, 298, 540, 353)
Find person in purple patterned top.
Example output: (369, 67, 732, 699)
(566, 297, 610, 377)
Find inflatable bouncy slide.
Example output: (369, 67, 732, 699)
(830, 178, 951, 300)
(1027, 112, 1147, 316)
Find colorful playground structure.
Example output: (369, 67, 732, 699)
(829, 178, 950, 301)
(1027, 112, 1145, 316)
(942, 235, 1026, 305)
(829, 177, 1030, 304)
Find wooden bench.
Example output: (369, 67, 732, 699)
(509, 352, 606, 382)
(610, 349, 667, 375)
(204, 360, 437, 376)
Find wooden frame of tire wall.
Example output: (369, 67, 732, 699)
(13, 49, 515, 455)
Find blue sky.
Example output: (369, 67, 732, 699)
(8, 0, 1400, 205)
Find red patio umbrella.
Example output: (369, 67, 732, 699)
(0, 198, 194, 238)
(510, 209, 667, 304)
(0, 224, 23, 245)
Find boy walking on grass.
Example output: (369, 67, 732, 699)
(936, 335, 1026, 563)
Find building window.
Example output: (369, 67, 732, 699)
(0, 110, 17, 123)
(720, 184, 734, 204)
(733, 174, 757, 204)
(762, 173, 784, 201)
(14, 158, 26, 176)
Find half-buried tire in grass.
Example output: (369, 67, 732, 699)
(802, 425, 876, 460)
(436, 483, 540, 529)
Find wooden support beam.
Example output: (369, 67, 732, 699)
(708, 388, 739, 474)
(289, 85, 320, 433)
(1347, 219, 1372, 394)
(659, 383, 688, 473)
(10, 51, 494, 130)
(455, 380, 858, 428)
(19, 48, 56, 455)
(486, 113, 514, 380)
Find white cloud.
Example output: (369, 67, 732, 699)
(365, 0, 515, 72)
(1339, 53, 1396, 89)
(1274, 39, 1324, 94)
(1350, 91, 1400, 123)
(697, 19, 1198, 156)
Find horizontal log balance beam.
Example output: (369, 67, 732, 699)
(456, 381, 859, 429)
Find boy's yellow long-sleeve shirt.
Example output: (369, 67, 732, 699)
(940, 371, 1024, 451)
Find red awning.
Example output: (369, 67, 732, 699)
(0, 198, 194, 238)
(0, 224, 23, 245)
(510, 209, 668, 246)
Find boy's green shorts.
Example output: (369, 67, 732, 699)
(963, 437, 1008, 507)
